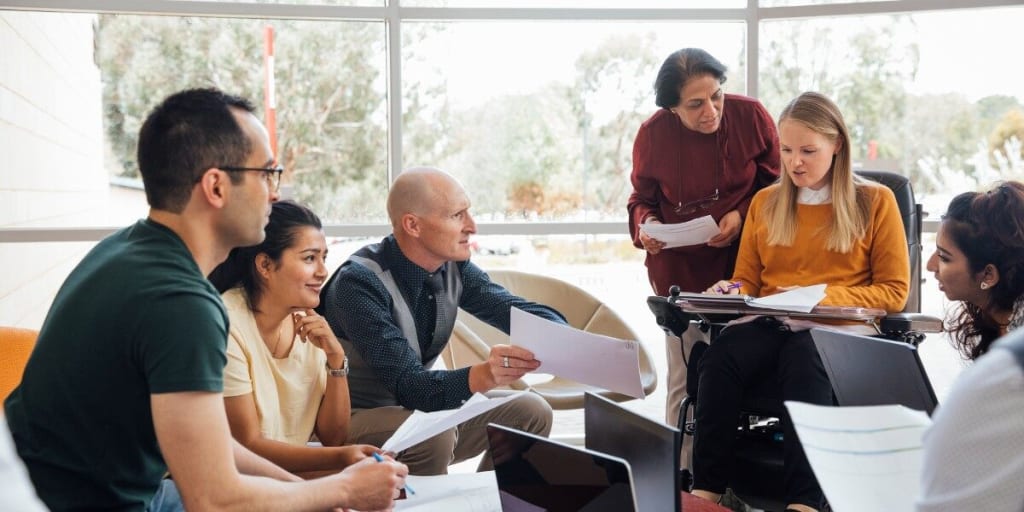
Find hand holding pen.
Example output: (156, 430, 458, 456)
(706, 280, 742, 295)
(373, 452, 415, 496)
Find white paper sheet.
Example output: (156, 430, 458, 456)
(672, 284, 826, 313)
(785, 401, 932, 512)
(509, 307, 644, 399)
(382, 393, 526, 453)
(638, 216, 721, 249)
(748, 284, 826, 313)
(393, 471, 501, 512)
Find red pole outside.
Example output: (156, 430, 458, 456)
(263, 25, 278, 159)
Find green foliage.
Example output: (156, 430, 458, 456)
(96, 15, 395, 222)
(989, 108, 1024, 162)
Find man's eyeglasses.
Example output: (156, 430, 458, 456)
(218, 165, 284, 192)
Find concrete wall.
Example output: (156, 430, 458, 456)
(0, 11, 108, 328)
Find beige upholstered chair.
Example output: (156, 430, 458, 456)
(442, 269, 657, 409)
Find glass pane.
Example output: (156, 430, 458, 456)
(759, 6, 1024, 216)
(402, 21, 746, 222)
(405, 0, 743, 6)
(0, 11, 387, 228)
(96, 15, 388, 224)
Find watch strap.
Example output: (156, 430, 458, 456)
(326, 356, 349, 377)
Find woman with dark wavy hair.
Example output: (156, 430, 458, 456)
(926, 181, 1024, 360)
(919, 181, 1024, 511)
(209, 200, 383, 478)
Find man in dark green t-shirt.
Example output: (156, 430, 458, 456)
(4, 88, 407, 511)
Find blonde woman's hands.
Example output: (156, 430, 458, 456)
(705, 280, 743, 295)
(293, 309, 345, 360)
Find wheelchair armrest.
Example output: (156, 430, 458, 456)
(646, 295, 693, 338)
(880, 313, 943, 346)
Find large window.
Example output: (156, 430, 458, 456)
(760, 5, 1024, 214)
(97, 14, 389, 224)
(402, 21, 745, 222)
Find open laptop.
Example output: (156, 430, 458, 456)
(486, 423, 638, 512)
(810, 328, 939, 415)
(583, 392, 681, 512)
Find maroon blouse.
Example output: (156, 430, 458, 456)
(627, 94, 780, 295)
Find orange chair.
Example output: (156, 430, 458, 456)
(0, 327, 38, 401)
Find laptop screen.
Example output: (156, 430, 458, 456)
(810, 328, 938, 415)
(584, 392, 681, 512)
(486, 423, 637, 512)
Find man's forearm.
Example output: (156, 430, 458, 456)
(233, 438, 302, 482)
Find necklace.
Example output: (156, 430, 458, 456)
(268, 320, 291, 358)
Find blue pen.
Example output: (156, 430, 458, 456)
(373, 452, 415, 495)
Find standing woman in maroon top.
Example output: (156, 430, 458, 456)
(627, 48, 780, 426)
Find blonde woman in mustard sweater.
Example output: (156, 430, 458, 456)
(690, 92, 910, 512)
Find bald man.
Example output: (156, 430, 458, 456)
(318, 167, 562, 475)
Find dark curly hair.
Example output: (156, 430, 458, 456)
(941, 181, 1024, 360)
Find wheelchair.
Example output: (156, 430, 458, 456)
(646, 170, 942, 512)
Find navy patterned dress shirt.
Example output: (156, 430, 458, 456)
(320, 235, 566, 412)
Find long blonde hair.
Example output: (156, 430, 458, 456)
(763, 92, 875, 253)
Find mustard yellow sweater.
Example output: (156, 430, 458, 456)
(732, 183, 910, 313)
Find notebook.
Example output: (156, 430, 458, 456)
(584, 392, 681, 512)
(810, 328, 938, 415)
(486, 423, 638, 512)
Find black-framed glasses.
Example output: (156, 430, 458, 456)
(219, 165, 284, 192)
(674, 188, 720, 215)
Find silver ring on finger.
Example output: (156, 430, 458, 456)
(502, 355, 510, 368)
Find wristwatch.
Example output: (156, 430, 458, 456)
(326, 356, 349, 377)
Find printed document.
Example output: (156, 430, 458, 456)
(509, 307, 644, 399)
(785, 401, 932, 512)
(394, 471, 501, 512)
(638, 215, 721, 249)
(675, 284, 827, 313)
(382, 393, 526, 453)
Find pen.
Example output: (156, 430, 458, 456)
(373, 452, 415, 495)
(715, 282, 742, 294)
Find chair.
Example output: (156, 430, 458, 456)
(647, 170, 942, 511)
(442, 269, 658, 409)
(0, 327, 38, 401)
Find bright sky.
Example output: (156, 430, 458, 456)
(409, 6, 1023, 110)
(909, 8, 1024, 102)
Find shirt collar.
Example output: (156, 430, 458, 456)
(381, 234, 442, 298)
(798, 184, 832, 205)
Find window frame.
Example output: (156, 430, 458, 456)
(1, 0, 1014, 241)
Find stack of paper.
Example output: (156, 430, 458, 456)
(382, 393, 526, 453)
(638, 216, 721, 249)
(747, 284, 826, 313)
(675, 284, 827, 313)
(785, 401, 932, 512)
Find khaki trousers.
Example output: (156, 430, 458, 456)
(347, 391, 552, 476)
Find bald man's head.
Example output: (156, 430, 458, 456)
(387, 167, 463, 228)
(387, 167, 477, 270)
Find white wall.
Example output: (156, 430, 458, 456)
(0, 11, 105, 328)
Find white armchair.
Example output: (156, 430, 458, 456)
(442, 270, 658, 409)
